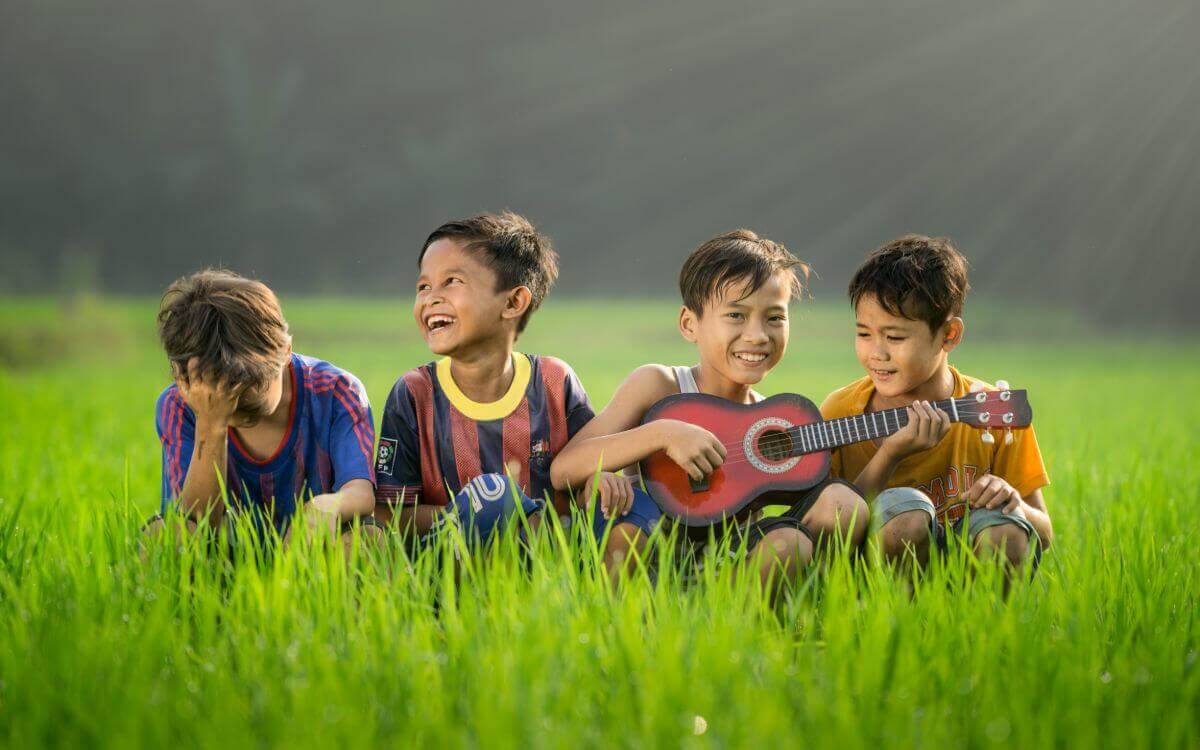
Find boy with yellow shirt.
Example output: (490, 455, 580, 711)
(821, 235, 1053, 569)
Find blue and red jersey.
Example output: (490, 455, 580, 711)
(373, 353, 593, 513)
(156, 353, 376, 530)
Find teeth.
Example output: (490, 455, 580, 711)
(734, 352, 767, 363)
(426, 315, 455, 330)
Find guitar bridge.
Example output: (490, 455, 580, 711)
(689, 476, 710, 494)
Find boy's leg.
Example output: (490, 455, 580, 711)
(965, 506, 1037, 569)
(787, 479, 870, 553)
(740, 516, 815, 603)
(338, 515, 386, 560)
(872, 488, 938, 569)
(592, 488, 661, 584)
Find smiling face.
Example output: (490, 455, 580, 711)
(681, 270, 792, 389)
(415, 238, 526, 358)
(854, 293, 963, 401)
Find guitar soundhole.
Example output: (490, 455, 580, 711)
(757, 429, 793, 461)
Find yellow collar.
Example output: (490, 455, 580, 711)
(436, 353, 531, 421)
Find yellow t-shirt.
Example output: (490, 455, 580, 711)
(820, 366, 1049, 522)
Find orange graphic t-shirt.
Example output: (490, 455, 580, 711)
(820, 367, 1049, 523)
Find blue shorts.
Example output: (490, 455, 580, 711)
(873, 486, 1037, 554)
(590, 487, 662, 541)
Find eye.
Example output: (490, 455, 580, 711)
(770, 315, 787, 323)
(446, 276, 463, 286)
(726, 312, 745, 321)
(886, 335, 907, 342)
(856, 331, 870, 338)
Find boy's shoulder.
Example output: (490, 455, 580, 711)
(820, 376, 875, 418)
(294, 353, 369, 408)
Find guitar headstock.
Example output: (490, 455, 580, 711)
(959, 380, 1032, 443)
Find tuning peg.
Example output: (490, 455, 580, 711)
(1004, 429, 1014, 445)
(995, 379, 1009, 390)
(969, 381, 985, 393)
(981, 428, 995, 444)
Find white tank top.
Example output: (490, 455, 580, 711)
(672, 365, 763, 402)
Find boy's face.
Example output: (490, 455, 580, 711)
(231, 372, 286, 427)
(681, 271, 792, 386)
(854, 293, 961, 399)
(415, 238, 520, 358)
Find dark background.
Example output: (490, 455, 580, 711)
(2, 0, 1197, 324)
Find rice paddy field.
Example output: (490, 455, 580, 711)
(1, 296, 1197, 748)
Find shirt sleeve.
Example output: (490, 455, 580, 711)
(992, 424, 1050, 498)
(374, 377, 424, 506)
(327, 373, 377, 491)
(156, 386, 195, 509)
(562, 363, 595, 438)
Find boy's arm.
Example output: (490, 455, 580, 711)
(852, 401, 951, 496)
(168, 361, 244, 526)
(372, 377, 442, 534)
(550, 365, 726, 490)
(307, 374, 378, 528)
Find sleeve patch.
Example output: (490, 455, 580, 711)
(376, 437, 398, 475)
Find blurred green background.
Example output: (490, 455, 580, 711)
(2, 0, 1198, 324)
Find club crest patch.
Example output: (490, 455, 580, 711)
(376, 437, 398, 475)
(530, 439, 552, 472)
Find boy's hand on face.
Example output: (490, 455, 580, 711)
(585, 471, 634, 520)
(879, 400, 950, 462)
(966, 474, 1022, 513)
(176, 358, 243, 427)
(658, 420, 727, 482)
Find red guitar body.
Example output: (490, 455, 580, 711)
(639, 393, 831, 526)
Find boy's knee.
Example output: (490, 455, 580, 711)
(975, 523, 1030, 567)
(804, 484, 869, 542)
(757, 527, 813, 572)
(878, 510, 932, 560)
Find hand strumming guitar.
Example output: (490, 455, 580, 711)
(655, 419, 727, 482)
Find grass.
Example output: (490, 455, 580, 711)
(0, 295, 1198, 748)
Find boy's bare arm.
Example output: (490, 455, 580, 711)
(175, 361, 243, 526)
(550, 365, 726, 489)
(853, 401, 951, 495)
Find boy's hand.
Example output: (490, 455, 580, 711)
(658, 420, 727, 482)
(966, 474, 1022, 513)
(303, 493, 343, 536)
(176, 358, 242, 426)
(879, 401, 950, 462)
(585, 471, 635, 520)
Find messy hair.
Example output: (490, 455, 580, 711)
(156, 269, 291, 403)
(848, 234, 970, 332)
(679, 229, 809, 315)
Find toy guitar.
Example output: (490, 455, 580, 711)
(639, 382, 1032, 526)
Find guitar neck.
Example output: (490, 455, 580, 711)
(789, 396, 967, 455)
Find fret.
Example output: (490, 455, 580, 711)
(835, 419, 844, 445)
(870, 411, 879, 437)
(823, 420, 832, 448)
(800, 426, 809, 453)
(860, 415, 869, 442)
(847, 417, 856, 443)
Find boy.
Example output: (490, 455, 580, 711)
(372, 212, 662, 576)
(821, 235, 1053, 570)
(146, 270, 379, 550)
(550, 230, 868, 595)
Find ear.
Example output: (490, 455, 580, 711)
(678, 305, 699, 343)
(940, 317, 964, 353)
(501, 286, 534, 323)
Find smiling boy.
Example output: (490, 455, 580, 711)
(821, 235, 1053, 570)
(551, 230, 867, 596)
(373, 212, 661, 567)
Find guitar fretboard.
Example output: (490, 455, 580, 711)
(786, 396, 968, 455)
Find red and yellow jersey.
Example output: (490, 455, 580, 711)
(820, 366, 1049, 522)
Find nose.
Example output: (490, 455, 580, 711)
(742, 320, 769, 345)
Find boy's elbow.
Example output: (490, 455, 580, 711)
(549, 460, 573, 492)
